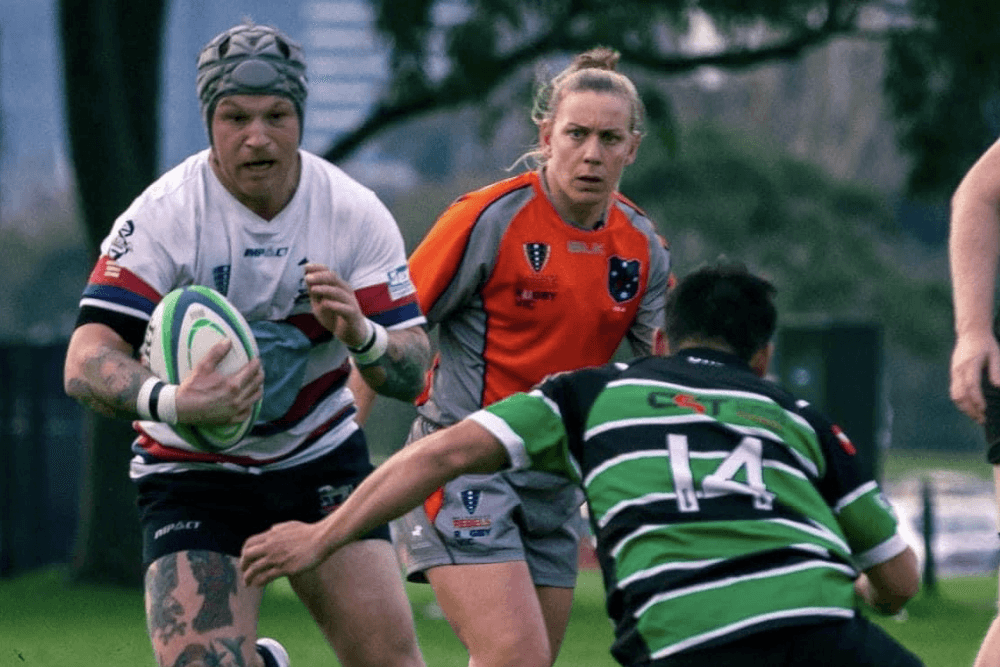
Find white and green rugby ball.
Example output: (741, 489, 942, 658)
(140, 285, 261, 452)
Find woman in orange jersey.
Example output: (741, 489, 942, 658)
(243, 46, 673, 667)
(392, 47, 673, 667)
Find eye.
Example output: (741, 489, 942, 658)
(600, 131, 624, 145)
(222, 111, 249, 124)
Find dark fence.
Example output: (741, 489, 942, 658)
(0, 342, 84, 577)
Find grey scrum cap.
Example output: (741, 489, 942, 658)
(196, 21, 308, 143)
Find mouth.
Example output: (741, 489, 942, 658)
(243, 158, 276, 172)
(575, 175, 604, 189)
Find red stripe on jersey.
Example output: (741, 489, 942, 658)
(90, 256, 161, 302)
(135, 432, 274, 466)
(260, 359, 352, 427)
(355, 283, 419, 319)
(284, 312, 334, 344)
(831, 425, 857, 456)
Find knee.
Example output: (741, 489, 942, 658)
(345, 634, 425, 667)
(463, 630, 551, 667)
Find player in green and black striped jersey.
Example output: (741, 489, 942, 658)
(241, 263, 924, 667)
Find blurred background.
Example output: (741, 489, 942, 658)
(0, 0, 995, 588)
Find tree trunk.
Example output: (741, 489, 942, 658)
(59, 0, 167, 586)
(70, 415, 144, 586)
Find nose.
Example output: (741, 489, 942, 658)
(582, 135, 602, 163)
(245, 117, 271, 147)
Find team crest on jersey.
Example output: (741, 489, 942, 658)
(461, 489, 481, 514)
(608, 256, 641, 302)
(453, 489, 491, 540)
(212, 265, 231, 296)
(108, 220, 135, 260)
(524, 242, 550, 273)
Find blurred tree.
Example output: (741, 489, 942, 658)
(322, 0, 1000, 203)
(326, 0, 873, 163)
(884, 0, 1000, 199)
(59, 0, 167, 586)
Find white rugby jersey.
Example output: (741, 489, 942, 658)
(76, 149, 425, 477)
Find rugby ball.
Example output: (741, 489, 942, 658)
(140, 285, 262, 452)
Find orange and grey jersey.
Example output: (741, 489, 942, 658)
(412, 170, 672, 425)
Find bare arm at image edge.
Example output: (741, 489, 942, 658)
(950, 138, 1000, 423)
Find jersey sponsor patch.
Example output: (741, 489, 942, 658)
(523, 242, 550, 272)
(514, 274, 558, 309)
(608, 256, 641, 302)
(387, 264, 414, 301)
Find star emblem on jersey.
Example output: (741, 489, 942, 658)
(523, 242, 550, 273)
(461, 489, 481, 514)
(608, 256, 641, 302)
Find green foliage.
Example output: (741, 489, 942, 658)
(622, 123, 950, 358)
(325, 0, 869, 163)
(885, 0, 1000, 198)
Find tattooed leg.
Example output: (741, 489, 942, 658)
(188, 551, 238, 633)
(146, 554, 188, 644)
(170, 636, 247, 667)
(146, 551, 264, 667)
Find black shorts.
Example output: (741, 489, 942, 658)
(136, 430, 389, 569)
(654, 615, 923, 667)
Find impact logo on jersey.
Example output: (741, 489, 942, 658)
(523, 242, 550, 272)
(608, 256, 641, 302)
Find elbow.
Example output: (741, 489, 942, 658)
(864, 546, 921, 615)
(882, 576, 920, 615)
(63, 357, 84, 401)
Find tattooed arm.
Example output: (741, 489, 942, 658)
(304, 262, 431, 404)
(63, 322, 264, 425)
(64, 322, 156, 419)
(353, 325, 431, 404)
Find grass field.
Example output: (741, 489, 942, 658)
(0, 565, 996, 667)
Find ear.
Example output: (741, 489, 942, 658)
(749, 343, 774, 378)
(624, 132, 642, 166)
(539, 120, 553, 157)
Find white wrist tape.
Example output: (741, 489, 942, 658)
(137, 377, 179, 424)
(347, 319, 389, 366)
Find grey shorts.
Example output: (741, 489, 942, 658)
(390, 416, 585, 587)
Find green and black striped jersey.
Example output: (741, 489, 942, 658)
(469, 348, 906, 667)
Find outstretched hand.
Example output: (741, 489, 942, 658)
(950, 331, 1000, 424)
(239, 520, 327, 588)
